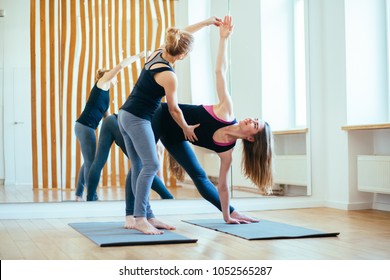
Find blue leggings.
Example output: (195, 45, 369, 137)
(74, 122, 96, 197)
(124, 114, 235, 217)
(82, 114, 173, 201)
(161, 139, 235, 214)
(118, 110, 159, 218)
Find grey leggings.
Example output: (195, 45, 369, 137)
(118, 110, 159, 218)
(74, 122, 96, 197)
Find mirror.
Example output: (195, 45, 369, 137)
(0, 0, 310, 203)
(0, 0, 230, 203)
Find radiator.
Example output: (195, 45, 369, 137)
(357, 155, 390, 194)
(274, 155, 307, 186)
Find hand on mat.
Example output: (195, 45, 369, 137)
(231, 211, 260, 223)
(225, 217, 250, 224)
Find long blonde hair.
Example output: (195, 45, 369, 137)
(168, 153, 185, 181)
(164, 27, 194, 56)
(242, 122, 274, 194)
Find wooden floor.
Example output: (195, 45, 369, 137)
(1, 207, 389, 260)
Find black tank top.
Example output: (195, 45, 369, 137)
(76, 83, 110, 129)
(120, 50, 175, 121)
(153, 103, 237, 153)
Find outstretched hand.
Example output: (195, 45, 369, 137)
(219, 15, 234, 39)
(205, 16, 223, 27)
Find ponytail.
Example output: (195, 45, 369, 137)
(164, 27, 194, 56)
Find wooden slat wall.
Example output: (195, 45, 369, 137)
(30, 0, 176, 191)
(30, 0, 39, 189)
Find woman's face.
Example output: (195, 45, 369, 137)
(239, 118, 265, 136)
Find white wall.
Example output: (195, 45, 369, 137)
(345, 0, 388, 124)
(320, 0, 350, 207)
(311, 0, 390, 210)
(0, 0, 32, 185)
(0, 7, 4, 182)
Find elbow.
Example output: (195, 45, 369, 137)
(215, 69, 226, 78)
(168, 106, 180, 118)
(167, 102, 180, 113)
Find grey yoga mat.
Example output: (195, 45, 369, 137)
(183, 219, 340, 240)
(69, 221, 197, 247)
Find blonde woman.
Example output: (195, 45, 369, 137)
(118, 17, 222, 234)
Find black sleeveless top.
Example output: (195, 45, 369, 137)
(153, 103, 237, 153)
(120, 50, 175, 121)
(76, 83, 110, 129)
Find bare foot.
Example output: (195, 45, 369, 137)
(75, 196, 84, 202)
(134, 217, 163, 235)
(148, 218, 176, 230)
(231, 210, 260, 223)
(124, 215, 136, 229)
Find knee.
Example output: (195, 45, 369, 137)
(143, 159, 160, 174)
(83, 159, 93, 168)
(91, 157, 105, 169)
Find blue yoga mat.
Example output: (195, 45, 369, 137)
(69, 221, 197, 247)
(183, 219, 340, 240)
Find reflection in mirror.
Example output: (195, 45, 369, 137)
(229, 0, 311, 198)
(61, 0, 148, 202)
(0, 0, 230, 203)
(1, 0, 148, 203)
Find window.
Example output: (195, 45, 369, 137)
(345, 0, 389, 124)
(261, 0, 307, 130)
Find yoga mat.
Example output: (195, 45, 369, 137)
(69, 222, 197, 247)
(183, 219, 340, 240)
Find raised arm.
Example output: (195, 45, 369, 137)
(214, 16, 234, 119)
(156, 17, 222, 51)
(98, 51, 145, 86)
(183, 16, 222, 33)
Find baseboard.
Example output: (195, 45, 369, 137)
(0, 196, 326, 219)
(373, 202, 390, 212)
(325, 200, 373, 210)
